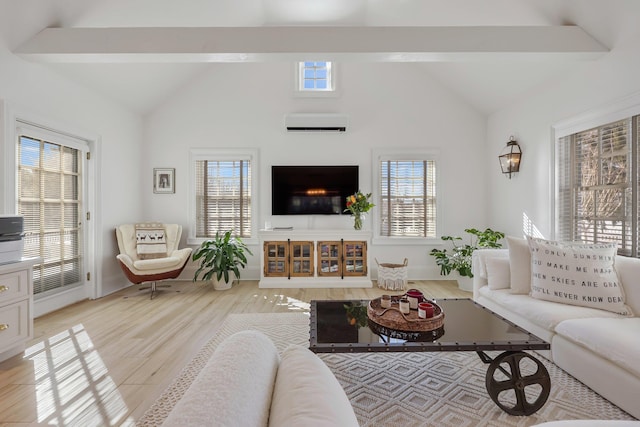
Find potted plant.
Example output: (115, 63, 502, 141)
(429, 228, 505, 279)
(192, 230, 253, 290)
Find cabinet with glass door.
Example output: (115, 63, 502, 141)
(317, 240, 367, 277)
(343, 240, 367, 276)
(263, 241, 288, 277)
(263, 240, 314, 278)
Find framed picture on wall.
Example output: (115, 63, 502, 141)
(154, 168, 175, 194)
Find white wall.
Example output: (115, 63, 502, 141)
(144, 61, 489, 280)
(487, 29, 640, 240)
(0, 44, 143, 299)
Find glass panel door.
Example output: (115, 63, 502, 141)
(18, 135, 84, 297)
(290, 241, 314, 277)
(318, 241, 341, 276)
(264, 241, 288, 277)
(343, 241, 367, 276)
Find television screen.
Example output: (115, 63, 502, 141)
(272, 166, 359, 215)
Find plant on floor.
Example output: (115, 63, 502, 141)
(192, 230, 253, 284)
(429, 228, 505, 278)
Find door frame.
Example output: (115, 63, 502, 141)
(2, 101, 100, 316)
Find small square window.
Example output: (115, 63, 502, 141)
(298, 61, 333, 92)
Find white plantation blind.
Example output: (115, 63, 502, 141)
(556, 117, 637, 256)
(17, 133, 83, 295)
(195, 159, 252, 238)
(379, 160, 437, 237)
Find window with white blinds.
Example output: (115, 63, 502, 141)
(379, 160, 437, 237)
(556, 116, 638, 256)
(194, 159, 252, 238)
(17, 133, 84, 296)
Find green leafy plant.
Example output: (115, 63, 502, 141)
(192, 230, 253, 284)
(429, 228, 505, 278)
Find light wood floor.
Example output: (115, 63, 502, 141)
(0, 279, 469, 426)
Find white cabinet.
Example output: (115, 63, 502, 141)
(0, 259, 38, 362)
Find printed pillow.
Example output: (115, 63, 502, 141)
(135, 223, 168, 260)
(527, 237, 633, 316)
(486, 257, 511, 290)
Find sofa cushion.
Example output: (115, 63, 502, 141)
(486, 256, 511, 290)
(507, 236, 531, 294)
(478, 287, 623, 331)
(161, 330, 280, 427)
(269, 345, 359, 427)
(556, 317, 640, 378)
(613, 255, 640, 315)
(528, 237, 633, 316)
(472, 248, 509, 280)
(132, 255, 183, 271)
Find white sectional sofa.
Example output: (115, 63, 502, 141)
(472, 237, 640, 420)
(161, 329, 358, 427)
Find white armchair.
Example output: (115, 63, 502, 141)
(115, 223, 192, 298)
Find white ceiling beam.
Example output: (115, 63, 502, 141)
(14, 26, 608, 63)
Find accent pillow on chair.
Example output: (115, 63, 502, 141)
(135, 222, 168, 259)
(527, 237, 633, 316)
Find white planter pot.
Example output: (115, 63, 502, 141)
(456, 275, 474, 292)
(212, 274, 236, 290)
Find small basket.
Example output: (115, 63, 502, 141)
(376, 258, 408, 290)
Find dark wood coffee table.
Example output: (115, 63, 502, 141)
(309, 298, 551, 416)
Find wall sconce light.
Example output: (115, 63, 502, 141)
(499, 136, 522, 179)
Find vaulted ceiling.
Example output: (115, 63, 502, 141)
(2, 0, 639, 116)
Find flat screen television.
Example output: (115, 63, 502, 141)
(272, 165, 359, 215)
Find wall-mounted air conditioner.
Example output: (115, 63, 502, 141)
(285, 113, 348, 132)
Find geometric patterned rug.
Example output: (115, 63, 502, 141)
(136, 312, 636, 426)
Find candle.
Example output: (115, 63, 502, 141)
(381, 294, 391, 308)
(418, 302, 434, 319)
(399, 297, 410, 314)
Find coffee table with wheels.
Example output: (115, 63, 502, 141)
(309, 298, 551, 416)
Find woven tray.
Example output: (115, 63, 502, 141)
(367, 320, 445, 342)
(367, 296, 444, 332)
